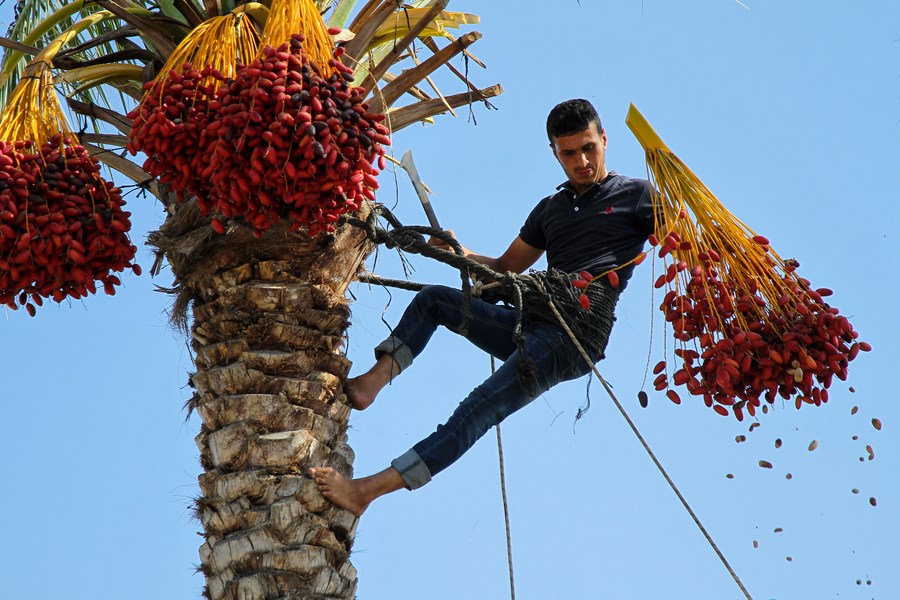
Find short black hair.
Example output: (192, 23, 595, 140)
(546, 99, 603, 142)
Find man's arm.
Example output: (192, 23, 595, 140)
(431, 233, 544, 275)
(467, 236, 544, 274)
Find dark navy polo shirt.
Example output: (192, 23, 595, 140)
(519, 172, 654, 288)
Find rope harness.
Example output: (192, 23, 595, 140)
(343, 206, 754, 600)
(346, 206, 621, 400)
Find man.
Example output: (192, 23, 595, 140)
(310, 99, 655, 516)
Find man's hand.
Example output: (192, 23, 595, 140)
(428, 229, 457, 251)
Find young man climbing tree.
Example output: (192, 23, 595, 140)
(310, 99, 656, 516)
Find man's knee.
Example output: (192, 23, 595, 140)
(411, 285, 463, 319)
(415, 284, 461, 305)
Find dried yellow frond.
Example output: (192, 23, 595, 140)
(0, 63, 74, 146)
(0, 10, 123, 145)
(627, 103, 799, 330)
(259, 0, 337, 74)
(147, 13, 261, 102)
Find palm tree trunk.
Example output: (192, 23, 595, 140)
(151, 196, 371, 599)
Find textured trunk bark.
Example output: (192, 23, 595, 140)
(151, 199, 371, 600)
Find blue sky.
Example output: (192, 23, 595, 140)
(2, 1, 898, 599)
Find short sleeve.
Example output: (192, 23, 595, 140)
(634, 180, 656, 237)
(519, 197, 549, 250)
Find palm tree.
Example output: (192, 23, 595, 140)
(0, 1, 501, 597)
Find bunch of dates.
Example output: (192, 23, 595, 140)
(128, 33, 389, 236)
(0, 136, 138, 315)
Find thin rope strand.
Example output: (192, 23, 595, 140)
(491, 356, 516, 600)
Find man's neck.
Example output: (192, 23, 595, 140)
(570, 169, 611, 196)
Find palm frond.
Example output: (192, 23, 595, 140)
(66, 97, 132, 134)
(0, 0, 79, 105)
(356, 0, 447, 90)
(343, 0, 398, 61)
(326, 0, 357, 28)
(0, 35, 40, 57)
(386, 83, 502, 131)
(0, 0, 169, 110)
(368, 30, 481, 114)
(92, 1, 178, 57)
(53, 47, 157, 70)
(368, 7, 477, 48)
(82, 141, 161, 198)
(57, 63, 144, 93)
(334, 1, 499, 131)
(52, 25, 139, 59)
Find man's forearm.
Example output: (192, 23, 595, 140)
(429, 233, 541, 275)
(445, 241, 501, 271)
(462, 250, 502, 272)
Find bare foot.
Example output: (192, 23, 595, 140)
(308, 466, 406, 516)
(308, 467, 371, 516)
(345, 355, 400, 410)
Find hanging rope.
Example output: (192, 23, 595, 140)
(359, 271, 519, 598)
(491, 356, 516, 600)
(343, 205, 754, 600)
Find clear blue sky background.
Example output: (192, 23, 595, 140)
(2, 1, 898, 599)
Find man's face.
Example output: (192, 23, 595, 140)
(550, 122, 608, 195)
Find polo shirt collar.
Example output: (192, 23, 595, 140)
(556, 170, 618, 198)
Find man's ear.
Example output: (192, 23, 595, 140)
(549, 141, 558, 160)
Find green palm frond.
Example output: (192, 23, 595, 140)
(1, 0, 76, 105)
(0, 0, 201, 145)
(0, 0, 160, 107)
(58, 17, 146, 129)
(325, 0, 357, 28)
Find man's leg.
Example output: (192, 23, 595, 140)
(394, 324, 587, 486)
(346, 285, 519, 410)
(315, 325, 590, 514)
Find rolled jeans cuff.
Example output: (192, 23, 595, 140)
(374, 335, 413, 373)
(391, 449, 432, 490)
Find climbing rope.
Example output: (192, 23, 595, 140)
(345, 205, 753, 600)
(491, 356, 516, 600)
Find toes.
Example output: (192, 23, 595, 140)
(310, 467, 332, 478)
(310, 467, 340, 492)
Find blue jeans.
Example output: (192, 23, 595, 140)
(374, 285, 607, 489)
